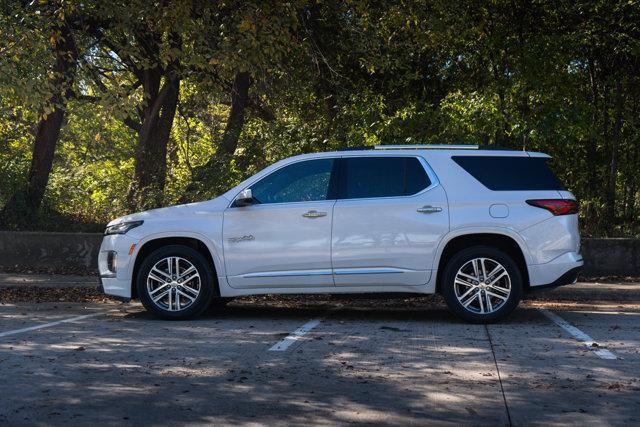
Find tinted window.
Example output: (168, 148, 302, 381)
(452, 156, 564, 191)
(406, 157, 431, 195)
(251, 159, 335, 204)
(340, 157, 431, 199)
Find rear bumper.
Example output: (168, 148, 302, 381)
(527, 266, 581, 292)
(527, 251, 583, 288)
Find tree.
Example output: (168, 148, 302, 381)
(181, 1, 302, 201)
(78, 1, 189, 211)
(0, 1, 80, 227)
(1, 0, 639, 237)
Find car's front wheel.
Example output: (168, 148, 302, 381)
(441, 246, 523, 323)
(136, 245, 215, 319)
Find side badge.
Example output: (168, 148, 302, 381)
(228, 235, 255, 243)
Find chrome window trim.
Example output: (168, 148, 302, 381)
(227, 153, 442, 208)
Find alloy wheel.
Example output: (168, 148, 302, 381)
(146, 256, 201, 312)
(454, 257, 511, 314)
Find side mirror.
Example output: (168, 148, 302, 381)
(234, 188, 254, 207)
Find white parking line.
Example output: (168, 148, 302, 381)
(269, 319, 322, 352)
(539, 309, 617, 360)
(0, 310, 114, 339)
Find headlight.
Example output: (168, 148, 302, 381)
(105, 220, 144, 235)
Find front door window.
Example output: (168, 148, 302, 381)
(250, 159, 335, 204)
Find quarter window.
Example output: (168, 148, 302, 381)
(250, 159, 335, 204)
(339, 157, 431, 199)
(452, 156, 564, 191)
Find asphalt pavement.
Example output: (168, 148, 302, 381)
(1, 282, 639, 425)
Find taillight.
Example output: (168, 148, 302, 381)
(526, 199, 579, 216)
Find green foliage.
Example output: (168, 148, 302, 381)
(0, 0, 639, 235)
(0, 101, 34, 205)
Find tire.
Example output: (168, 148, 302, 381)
(136, 245, 216, 319)
(441, 245, 523, 323)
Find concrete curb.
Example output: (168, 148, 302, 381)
(0, 231, 102, 272)
(527, 281, 640, 302)
(1, 232, 640, 277)
(0, 274, 99, 289)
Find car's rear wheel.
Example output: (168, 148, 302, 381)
(441, 246, 522, 323)
(137, 245, 215, 319)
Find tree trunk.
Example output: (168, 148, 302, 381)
(1, 21, 77, 227)
(216, 71, 252, 159)
(125, 32, 182, 212)
(181, 71, 251, 202)
(124, 31, 183, 212)
(126, 69, 181, 211)
(628, 92, 639, 221)
(586, 58, 599, 197)
(605, 77, 624, 232)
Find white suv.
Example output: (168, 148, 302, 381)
(98, 145, 583, 322)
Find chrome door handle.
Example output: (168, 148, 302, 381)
(303, 210, 327, 218)
(417, 206, 442, 214)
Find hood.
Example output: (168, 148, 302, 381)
(106, 195, 230, 227)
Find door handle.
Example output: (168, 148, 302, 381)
(417, 205, 442, 214)
(303, 210, 327, 218)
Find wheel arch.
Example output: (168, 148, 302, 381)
(434, 230, 530, 293)
(131, 234, 221, 299)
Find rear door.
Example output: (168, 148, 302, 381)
(331, 155, 449, 287)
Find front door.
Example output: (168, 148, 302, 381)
(223, 158, 338, 289)
(331, 156, 449, 287)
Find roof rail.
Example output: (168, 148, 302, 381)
(337, 146, 371, 151)
(374, 144, 479, 150)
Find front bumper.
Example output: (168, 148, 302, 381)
(97, 283, 131, 302)
(98, 234, 139, 300)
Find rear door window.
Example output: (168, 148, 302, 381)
(452, 156, 564, 191)
(339, 157, 431, 199)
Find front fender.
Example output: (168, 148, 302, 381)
(131, 230, 225, 282)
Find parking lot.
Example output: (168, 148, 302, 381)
(1, 286, 640, 425)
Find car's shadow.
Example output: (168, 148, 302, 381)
(122, 295, 545, 325)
